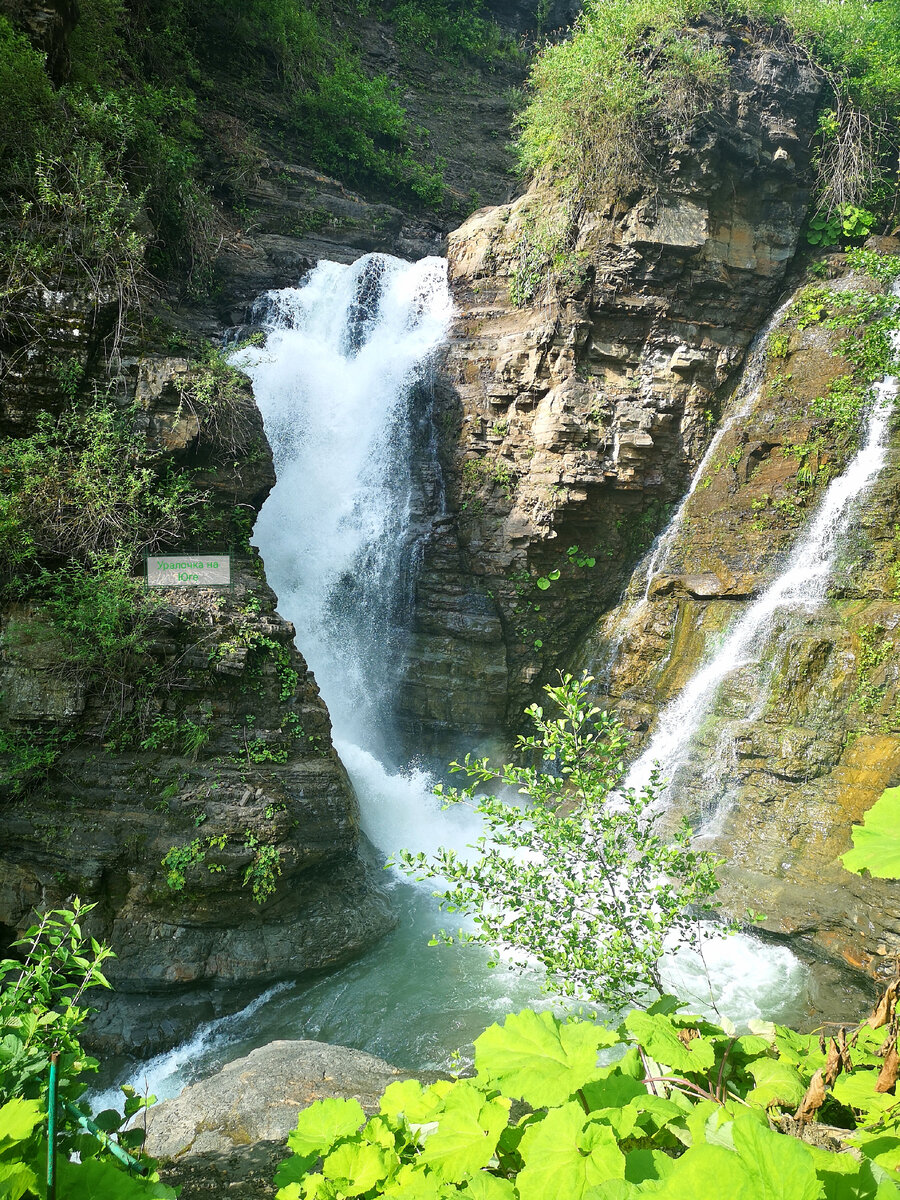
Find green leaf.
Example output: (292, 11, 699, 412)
(0, 1158, 41, 1200)
(323, 1140, 398, 1194)
(381, 1165, 452, 1198)
(474, 1010, 618, 1106)
(651, 1143, 754, 1199)
(56, 1156, 178, 1198)
(287, 1097, 365, 1158)
(536, 577, 551, 590)
(624, 1012, 715, 1074)
(745, 1059, 807, 1108)
(833, 1072, 898, 1119)
(463, 1174, 517, 1199)
(418, 1081, 509, 1184)
(732, 1112, 821, 1200)
(517, 1102, 625, 1200)
(842, 786, 900, 878)
(0, 1099, 42, 1146)
(625, 1148, 676, 1183)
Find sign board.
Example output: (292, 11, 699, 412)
(146, 555, 232, 587)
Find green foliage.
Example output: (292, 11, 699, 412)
(397, 672, 723, 1010)
(274, 1002, 900, 1200)
(0, 900, 112, 1106)
(0, 900, 176, 1197)
(0, 390, 205, 572)
(243, 835, 284, 903)
(161, 837, 206, 891)
(385, 0, 519, 64)
(517, 0, 900, 222)
(843, 784, 900, 878)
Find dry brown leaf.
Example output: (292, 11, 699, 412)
(867, 978, 900, 1030)
(824, 1039, 843, 1086)
(836, 1028, 854, 1074)
(795, 1069, 827, 1123)
(875, 1042, 899, 1094)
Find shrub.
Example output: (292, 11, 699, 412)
(273, 993, 900, 1199)
(397, 672, 723, 1011)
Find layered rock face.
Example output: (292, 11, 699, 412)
(582, 249, 900, 978)
(0, 283, 393, 1055)
(398, 20, 821, 756)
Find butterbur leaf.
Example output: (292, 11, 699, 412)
(732, 1112, 822, 1200)
(474, 1009, 618, 1106)
(381, 1165, 450, 1198)
(0, 1159, 41, 1200)
(463, 1173, 517, 1199)
(842, 786, 900, 879)
(746, 1059, 806, 1108)
(274, 1151, 320, 1187)
(624, 1011, 715, 1074)
(0, 1098, 42, 1145)
(323, 1140, 398, 1194)
(380, 1079, 426, 1121)
(650, 1143, 753, 1199)
(418, 1082, 509, 1183)
(517, 1102, 625, 1200)
(287, 1097, 365, 1158)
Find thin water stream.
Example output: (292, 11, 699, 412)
(96, 255, 830, 1107)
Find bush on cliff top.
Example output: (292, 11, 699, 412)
(518, 0, 900, 222)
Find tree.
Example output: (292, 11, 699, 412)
(398, 672, 723, 1011)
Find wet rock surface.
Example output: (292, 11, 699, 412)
(584, 249, 900, 977)
(143, 1040, 415, 1199)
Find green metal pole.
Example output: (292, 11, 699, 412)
(47, 1051, 59, 1200)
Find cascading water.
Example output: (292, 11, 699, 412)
(623, 291, 900, 810)
(598, 298, 796, 675)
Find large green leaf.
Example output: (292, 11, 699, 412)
(287, 1097, 366, 1158)
(624, 1012, 715, 1074)
(0, 1158, 40, 1200)
(463, 1173, 517, 1199)
(0, 1100, 42, 1146)
(418, 1082, 509, 1184)
(517, 1101, 625, 1200)
(745, 1059, 807, 1108)
(381, 1164, 454, 1198)
(56, 1156, 178, 1198)
(732, 1112, 821, 1200)
(842, 786, 900, 878)
(474, 1010, 618, 1106)
(323, 1140, 399, 1195)
(650, 1143, 754, 1199)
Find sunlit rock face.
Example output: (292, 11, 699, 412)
(399, 17, 822, 756)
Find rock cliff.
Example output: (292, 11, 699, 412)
(399, 18, 822, 757)
(581, 246, 900, 979)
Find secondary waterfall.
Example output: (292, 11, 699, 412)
(622, 294, 900, 808)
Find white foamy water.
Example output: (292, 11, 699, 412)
(624, 294, 900, 801)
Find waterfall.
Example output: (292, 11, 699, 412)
(622, 299, 900, 806)
(602, 298, 796, 664)
(233, 255, 451, 768)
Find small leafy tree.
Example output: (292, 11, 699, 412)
(398, 672, 723, 1010)
(0, 899, 176, 1197)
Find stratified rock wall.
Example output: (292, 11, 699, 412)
(400, 19, 821, 757)
(0, 283, 394, 1055)
(582, 249, 900, 979)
